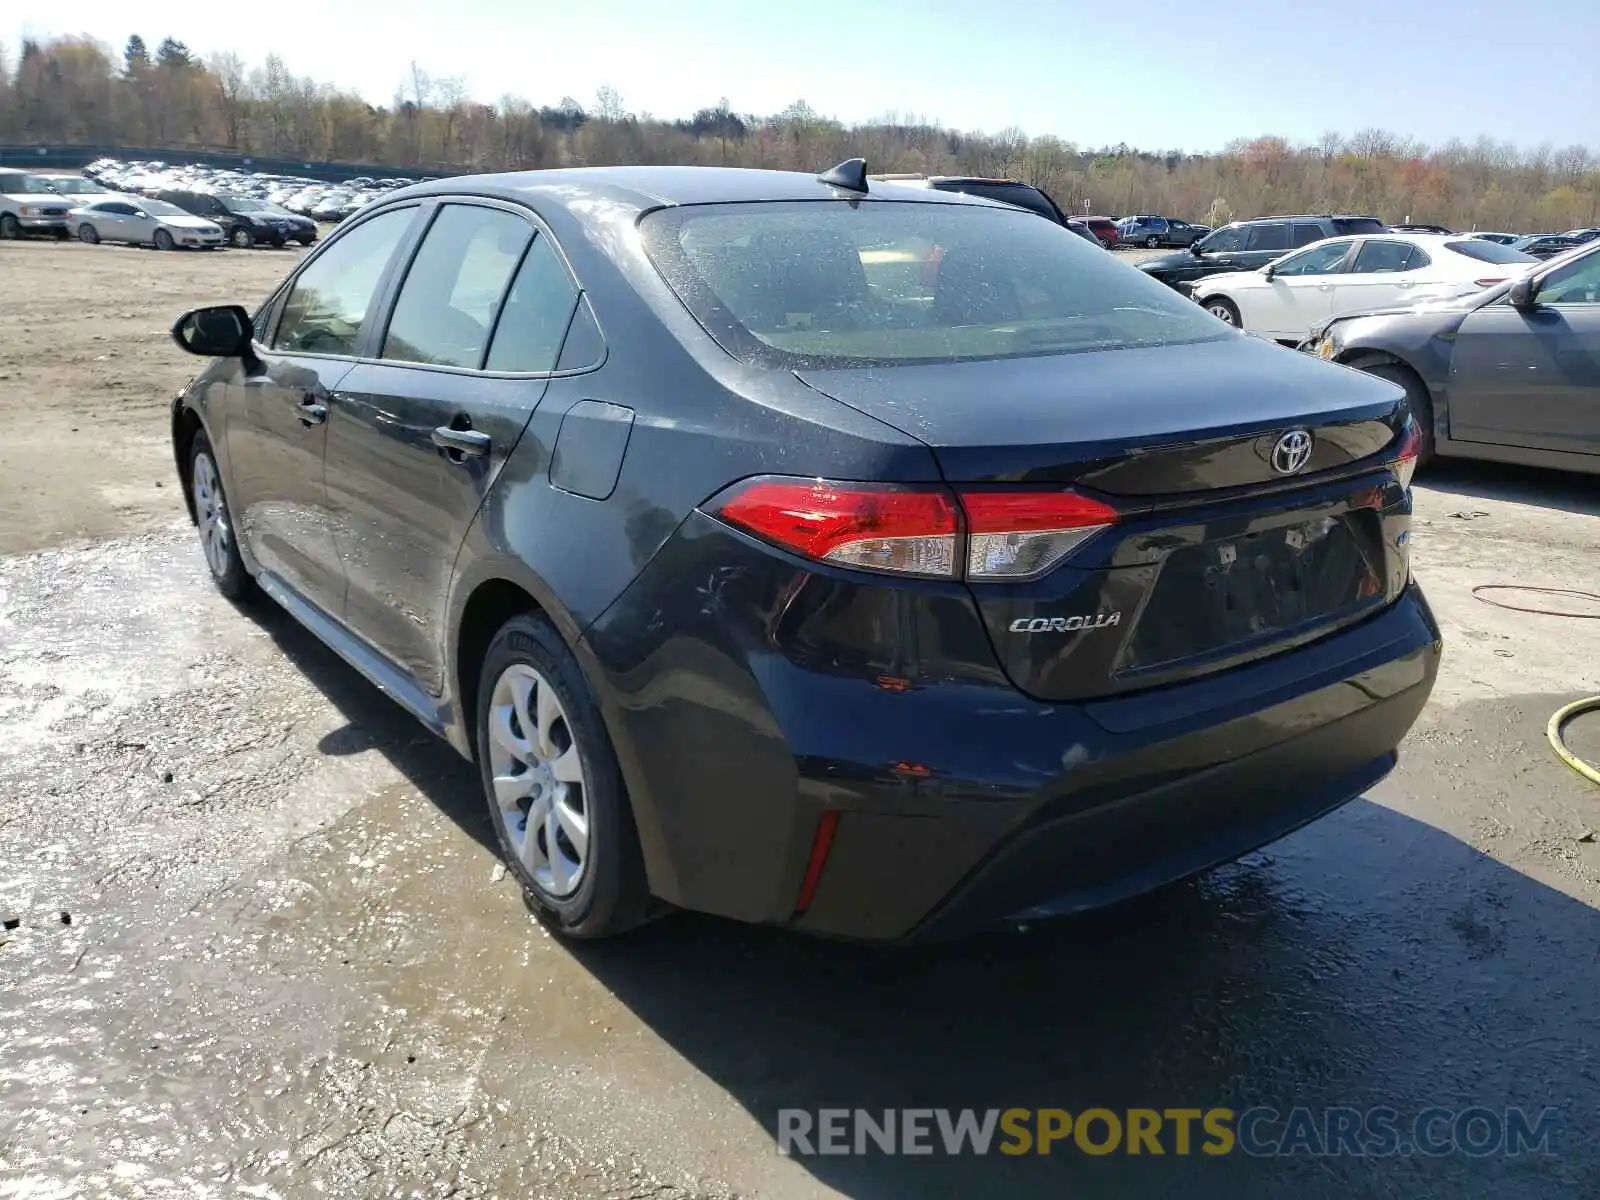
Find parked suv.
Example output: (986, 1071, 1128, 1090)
(166, 166, 1436, 943)
(0, 170, 72, 239)
(870, 175, 1103, 244)
(1118, 214, 1207, 248)
(157, 189, 315, 248)
(1138, 214, 1389, 290)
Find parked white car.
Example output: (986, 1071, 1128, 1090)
(69, 198, 225, 250)
(1190, 233, 1540, 342)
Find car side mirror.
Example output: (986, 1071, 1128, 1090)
(1189, 242, 1205, 257)
(133, 209, 149, 219)
(1262, 263, 1277, 281)
(172, 305, 254, 359)
(1508, 275, 1537, 310)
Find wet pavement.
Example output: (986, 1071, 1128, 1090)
(3, 463, 1600, 1199)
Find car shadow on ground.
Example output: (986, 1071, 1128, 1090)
(246, 596, 496, 854)
(232, 600, 1600, 1198)
(1423, 457, 1600, 517)
(554, 693, 1599, 1198)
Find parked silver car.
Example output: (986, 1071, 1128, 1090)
(69, 198, 225, 249)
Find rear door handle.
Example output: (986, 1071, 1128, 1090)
(298, 394, 327, 426)
(433, 426, 491, 459)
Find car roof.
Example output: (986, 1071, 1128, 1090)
(402, 165, 999, 216)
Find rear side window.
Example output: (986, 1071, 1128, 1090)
(382, 205, 532, 369)
(1332, 218, 1389, 235)
(1445, 239, 1539, 265)
(1245, 222, 1292, 251)
(1352, 240, 1428, 273)
(484, 235, 581, 373)
(273, 208, 415, 356)
(1291, 222, 1326, 247)
(640, 200, 1226, 367)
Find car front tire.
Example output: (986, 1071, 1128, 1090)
(0, 214, 19, 239)
(476, 613, 651, 939)
(77, 224, 100, 244)
(1201, 296, 1242, 327)
(1146, 234, 1160, 248)
(153, 229, 175, 251)
(230, 227, 255, 249)
(1356, 361, 1437, 466)
(188, 431, 252, 600)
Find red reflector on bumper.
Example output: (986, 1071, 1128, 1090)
(794, 810, 840, 915)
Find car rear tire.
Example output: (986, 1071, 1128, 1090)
(1146, 234, 1160, 248)
(476, 613, 651, 939)
(1201, 296, 1241, 327)
(230, 227, 255, 249)
(153, 229, 175, 251)
(77, 224, 100, 244)
(296, 235, 315, 247)
(0, 214, 19, 240)
(1356, 361, 1436, 467)
(188, 431, 253, 600)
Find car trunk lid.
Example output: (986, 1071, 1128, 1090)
(797, 337, 1413, 701)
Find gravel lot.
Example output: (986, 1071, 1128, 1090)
(2, 239, 1598, 1199)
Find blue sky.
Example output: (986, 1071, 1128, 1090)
(17, 0, 1600, 152)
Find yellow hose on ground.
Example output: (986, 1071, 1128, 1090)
(1547, 696, 1600, 787)
(1468, 586, 1600, 789)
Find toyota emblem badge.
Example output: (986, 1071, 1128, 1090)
(1270, 429, 1315, 475)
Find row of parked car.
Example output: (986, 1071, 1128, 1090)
(0, 156, 434, 250)
(82, 157, 419, 225)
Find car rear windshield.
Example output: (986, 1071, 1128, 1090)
(1331, 218, 1388, 234)
(1444, 239, 1539, 264)
(640, 200, 1227, 367)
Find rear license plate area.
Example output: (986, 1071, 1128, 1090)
(1117, 515, 1379, 672)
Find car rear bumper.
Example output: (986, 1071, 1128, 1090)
(584, 528, 1441, 941)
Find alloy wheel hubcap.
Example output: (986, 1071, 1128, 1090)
(1207, 303, 1237, 324)
(192, 452, 232, 579)
(486, 664, 589, 897)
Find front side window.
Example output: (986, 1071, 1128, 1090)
(1245, 222, 1292, 252)
(484, 234, 581, 373)
(1538, 250, 1600, 304)
(1271, 240, 1352, 277)
(1352, 240, 1427, 273)
(382, 205, 532, 369)
(273, 208, 415, 356)
(1199, 226, 1245, 253)
(641, 200, 1227, 368)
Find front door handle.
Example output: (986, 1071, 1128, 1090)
(298, 394, 327, 426)
(433, 426, 491, 459)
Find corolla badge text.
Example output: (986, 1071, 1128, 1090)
(1009, 612, 1123, 634)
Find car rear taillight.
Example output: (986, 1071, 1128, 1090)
(958, 490, 1120, 580)
(712, 478, 959, 578)
(1393, 422, 1422, 489)
(708, 477, 1119, 582)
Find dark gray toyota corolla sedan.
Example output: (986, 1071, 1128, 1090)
(168, 162, 1441, 942)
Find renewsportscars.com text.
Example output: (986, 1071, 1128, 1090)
(777, 1106, 1560, 1158)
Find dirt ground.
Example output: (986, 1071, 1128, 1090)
(2, 241, 1599, 1199)
(0, 240, 297, 555)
